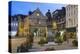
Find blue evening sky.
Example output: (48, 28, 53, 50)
(10, 1, 66, 16)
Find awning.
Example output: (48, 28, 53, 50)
(66, 27, 76, 32)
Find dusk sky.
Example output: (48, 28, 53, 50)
(9, 1, 66, 16)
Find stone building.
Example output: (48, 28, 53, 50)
(9, 15, 18, 37)
(52, 7, 66, 31)
(66, 5, 78, 31)
(65, 5, 78, 38)
(28, 8, 48, 42)
(18, 8, 48, 42)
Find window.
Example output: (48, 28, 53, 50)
(74, 9, 75, 15)
(39, 21, 41, 24)
(69, 13, 70, 16)
(74, 18, 75, 24)
(36, 13, 40, 16)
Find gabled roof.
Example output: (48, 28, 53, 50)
(29, 8, 47, 19)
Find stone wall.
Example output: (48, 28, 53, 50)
(10, 37, 27, 52)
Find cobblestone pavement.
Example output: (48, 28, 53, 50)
(29, 39, 78, 52)
(12, 39, 78, 52)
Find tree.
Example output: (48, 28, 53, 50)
(55, 32, 63, 44)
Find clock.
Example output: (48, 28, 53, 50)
(36, 13, 39, 16)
